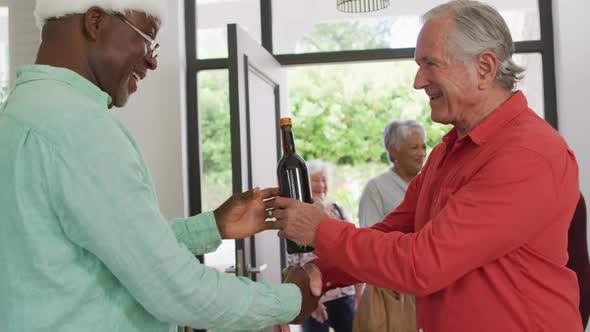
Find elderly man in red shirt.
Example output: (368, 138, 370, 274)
(267, 1, 582, 331)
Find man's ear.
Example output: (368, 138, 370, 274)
(83, 7, 109, 41)
(476, 50, 499, 89)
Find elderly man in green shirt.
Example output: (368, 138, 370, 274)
(0, 1, 319, 331)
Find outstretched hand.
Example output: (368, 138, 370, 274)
(213, 187, 280, 239)
(265, 197, 329, 247)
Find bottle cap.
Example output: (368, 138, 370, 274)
(279, 117, 292, 126)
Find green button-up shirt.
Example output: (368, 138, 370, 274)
(0, 65, 300, 332)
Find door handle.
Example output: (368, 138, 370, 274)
(226, 263, 266, 275)
(247, 263, 268, 274)
(224, 249, 246, 275)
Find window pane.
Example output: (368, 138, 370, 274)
(514, 53, 544, 118)
(287, 61, 451, 224)
(1, 7, 9, 102)
(196, 0, 261, 59)
(197, 70, 235, 272)
(273, 0, 539, 54)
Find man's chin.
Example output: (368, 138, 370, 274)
(111, 92, 131, 108)
(430, 112, 451, 125)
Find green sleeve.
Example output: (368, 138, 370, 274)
(170, 212, 222, 255)
(50, 124, 301, 330)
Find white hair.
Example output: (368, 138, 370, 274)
(307, 159, 333, 190)
(34, 0, 167, 30)
(383, 120, 426, 162)
(422, 0, 524, 90)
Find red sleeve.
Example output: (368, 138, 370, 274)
(311, 162, 423, 291)
(314, 147, 578, 296)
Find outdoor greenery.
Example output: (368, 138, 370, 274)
(298, 19, 394, 52)
(289, 21, 451, 221)
(197, 70, 233, 211)
(288, 62, 450, 222)
(197, 19, 451, 224)
(289, 62, 449, 165)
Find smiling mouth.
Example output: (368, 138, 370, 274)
(429, 93, 443, 101)
(131, 72, 141, 81)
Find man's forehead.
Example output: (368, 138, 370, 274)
(419, 15, 454, 41)
(127, 10, 160, 29)
(414, 55, 438, 63)
(414, 22, 452, 61)
(120, 11, 160, 36)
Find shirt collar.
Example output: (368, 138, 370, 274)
(466, 91, 528, 146)
(442, 91, 528, 148)
(16, 65, 112, 107)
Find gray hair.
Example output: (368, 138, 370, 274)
(383, 119, 426, 154)
(422, 0, 524, 90)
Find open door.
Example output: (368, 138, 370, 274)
(227, 24, 287, 287)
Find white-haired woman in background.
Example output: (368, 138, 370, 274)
(287, 159, 362, 332)
(354, 119, 426, 332)
(359, 119, 427, 228)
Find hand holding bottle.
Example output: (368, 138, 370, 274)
(265, 196, 329, 247)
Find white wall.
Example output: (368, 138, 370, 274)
(6, 0, 187, 219)
(554, 0, 590, 250)
(554, 2, 590, 328)
(114, 0, 187, 219)
(6, 0, 39, 85)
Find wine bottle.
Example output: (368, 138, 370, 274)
(277, 117, 314, 253)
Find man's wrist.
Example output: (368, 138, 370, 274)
(311, 216, 329, 247)
(213, 209, 226, 239)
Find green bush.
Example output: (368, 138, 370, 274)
(197, 21, 451, 221)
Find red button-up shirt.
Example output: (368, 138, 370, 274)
(314, 92, 582, 331)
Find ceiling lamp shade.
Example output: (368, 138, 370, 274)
(337, 0, 390, 13)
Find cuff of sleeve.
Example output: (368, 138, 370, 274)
(277, 283, 302, 323)
(172, 211, 222, 255)
(314, 218, 356, 291)
(315, 218, 354, 257)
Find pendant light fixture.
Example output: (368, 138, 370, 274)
(337, 0, 390, 13)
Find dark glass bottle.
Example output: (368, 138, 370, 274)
(277, 117, 314, 253)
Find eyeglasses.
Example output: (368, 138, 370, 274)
(105, 10, 160, 59)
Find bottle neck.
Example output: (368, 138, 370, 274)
(281, 125, 296, 154)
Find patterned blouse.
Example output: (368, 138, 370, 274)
(287, 201, 356, 301)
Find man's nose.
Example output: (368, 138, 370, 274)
(146, 55, 158, 71)
(413, 67, 427, 90)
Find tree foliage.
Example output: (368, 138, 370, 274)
(289, 62, 450, 165)
(196, 19, 451, 218)
(290, 18, 450, 165)
(298, 19, 394, 52)
(198, 71, 231, 174)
